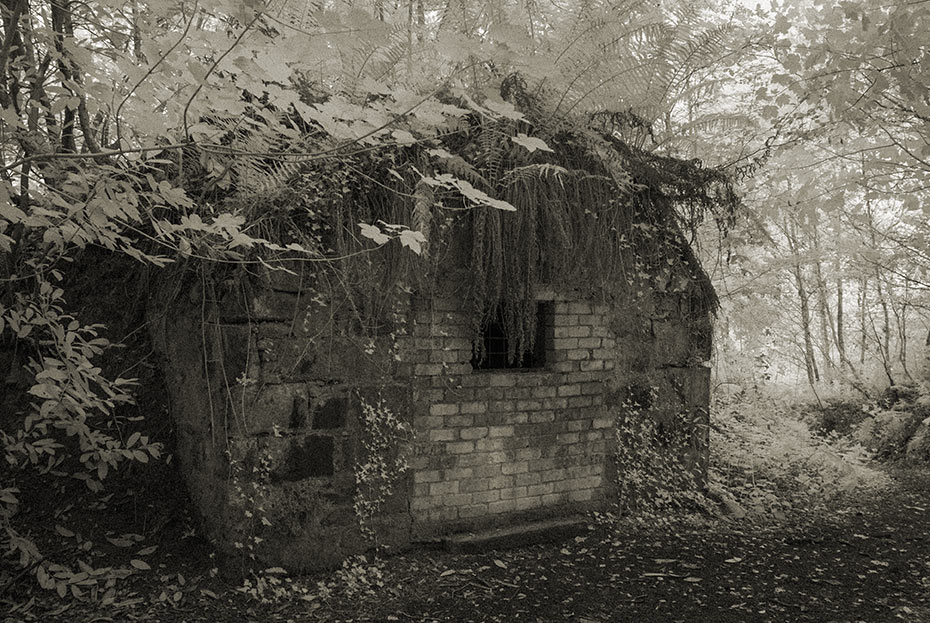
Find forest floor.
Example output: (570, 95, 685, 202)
(4, 464, 930, 623)
(5, 393, 930, 623)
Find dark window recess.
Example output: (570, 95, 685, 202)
(472, 303, 550, 370)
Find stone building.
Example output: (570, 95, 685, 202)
(151, 242, 713, 570)
(149, 104, 726, 571)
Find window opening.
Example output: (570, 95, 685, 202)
(471, 303, 550, 370)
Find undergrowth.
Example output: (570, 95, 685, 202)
(709, 390, 889, 521)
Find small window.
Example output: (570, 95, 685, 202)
(472, 303, 550, 370)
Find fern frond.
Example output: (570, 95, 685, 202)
(435, 153, 491, 190)
(501, 164, 570, 187)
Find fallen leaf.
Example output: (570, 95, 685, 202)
(493, 559, 507, 569)
(136, 545, 158, 556)
(684, 577, 702, 583)
(725, 557, 743, 564)
(130, 559, 151, 571)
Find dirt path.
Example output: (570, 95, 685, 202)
(14, 468, 930, 623)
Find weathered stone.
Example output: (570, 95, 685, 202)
(226, 383, 309, 436)
(313, 396, 347, 429)
(281, 435, 335, 479)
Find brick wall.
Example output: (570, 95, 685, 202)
(405, 294, 620, 536)
(152, 264, 712, 570)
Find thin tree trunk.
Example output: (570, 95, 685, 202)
(859, 276, 868, 365)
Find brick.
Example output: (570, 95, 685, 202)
(489, 400, 515, 413)
(567, 326, 592, 338)
(527, 483, 554, 496)
(580, 360, 605, 371)
(567, 419, 591, 432)
(471, 489, 501, 504)
(499, 486, 528, 500)
(446, 414, 474, 427)
(430, 350, 463, 364)
(568, 395, 595, 408)
(446, 441, 475, 454)
(541, 493, 565, 506)
(557, 384, 582, 397)
(549, 360, 578, 373)
(577, 337, 602, 349)
(410, 497, 432, 511)
(475, 438, 505, 452)
(489, 425, 514, 438)
(501, 461, 529, 475)
(414, 470, 442, 483)
(516, 399, 543, 411)
(566, 371, 598, 383)
(489, 499, 518, 514)
(578, 475, 603, 488)
(489, 374, 517, 387)
(515, 472, 541, 486)
(540, 468, 568, 482)
(461, 478, 490, 493)
(529, 458, 556, 472)
(552, 337, 579, 349)
(413, 483, 430, 497)
(459, 503, 489, 518)
(504, 412, 528, 424)
(567, 349, 591, 361)
(515, 447, 542, 461)
(444, 493, 473, 506)
(531, 387, 558, 399)
(444, 467, 474, 480)
(444, 337, 471, 350)
(429, 428, 457, 442)
(460, 426, 489, 440)
(430, 480, 459, 496)
(488, 475, 515, 489)
(460, 401, 488, 414)
(568, 489, 595, 502)
(514, 496, 541, 511)
(472, 464, 502, 478)
(581, 383, 603, 395)
(552, 314, 578, 327)
(568, 302, 592, 314)
(414, 363, 444, 376)
(529, 411, 556, 423)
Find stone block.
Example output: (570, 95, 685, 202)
(429, 428, 457, 442)
(489, 425, 514, 438)
(488, 499, 518, 514)
(273, 435, 335, 479)
(460, 401, 488, 415)
(501, 461, 529, 475)
(471, 489, 501, 504)
(444, 493, 473, 506)
(414, 470, 442, 483)
(430, 480, 459, 496)
(460, 426, 489, 440)
(446, 441, 475, 454)
(312, 396, 347, 429)
(227, 383, 309, 436)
